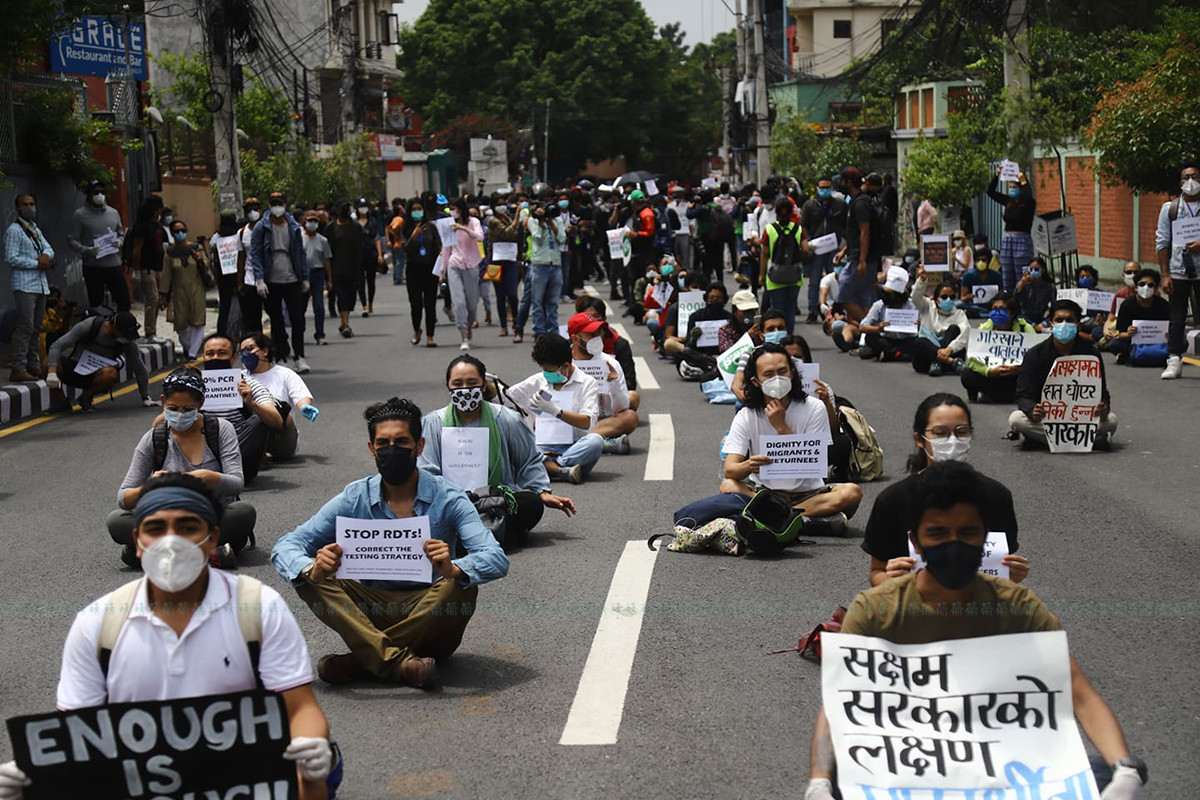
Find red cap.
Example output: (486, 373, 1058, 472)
(567, 312, 607, 337)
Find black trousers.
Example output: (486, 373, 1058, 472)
(960, 368, 1019, 403)
(407, 266, 439, 337)
(700, 238, 724, 283)
(1167, 277, 1200, 355)
(358, 260, 377, 307)
(240, 288, 263, 334)
(911, 325, 962, 373)
(508, 490, 546, 546)
(239, 416, 271, 484)
(863, 333, 917, 361)
(265, 281, 306, 360)
(83, 266, 131, 311)
(216, 274, 240, 339)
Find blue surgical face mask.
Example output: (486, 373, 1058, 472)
(988, 309, 1011, 328)
(543, 369, 566, 385)
(938, 298, 956, 313)
(173, 231, 187, 242)
(1008, 187, 1021, 198)
(661, 263, 674, 276)
(1052, 322, 1077, 344)
(1029, 268, 1042, 279)
(240, 351, 260, 372)
(1078, 276, 1096, 288)
(520, 202, 530, 210)
(817, 188, 832, 199)
(834, 263, 844, 275)
(164, 408, 198, 431)
(764, 330, 786, 344)
(411, 210, 424, 221)
(558, 200, 569, 209)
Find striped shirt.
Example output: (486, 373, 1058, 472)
(4, 220, 53, 294)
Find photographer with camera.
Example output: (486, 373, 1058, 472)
(527, 197, 569, 334)
(160, 218, 211, 359)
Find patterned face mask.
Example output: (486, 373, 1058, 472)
(449, 386, 483, 413)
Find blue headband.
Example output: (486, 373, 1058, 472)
(134, 486, 219, 527)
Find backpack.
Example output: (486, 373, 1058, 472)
(767, 606, 847, 662)
(652, 206, 673, 255)
(837, 405, 884, 481)
(153, 417, 224, 471)
(767, 222, 803, 284)
(97, 575, 264, 687)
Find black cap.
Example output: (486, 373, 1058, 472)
(86, 180, 105, 192)
(268, 191, 287, 205)
(112, 311, 140, 340)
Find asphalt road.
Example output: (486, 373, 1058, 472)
(0, 279, 1195, 798)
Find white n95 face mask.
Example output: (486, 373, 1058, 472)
(761, 375, 792, 399)
(139, 534, 210, 592)
(927, 434, 971, 463)
(585, 336, 604, 356)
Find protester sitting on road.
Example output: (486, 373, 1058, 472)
(1106, 269, 1169, 365)
(44, 309, 155, 412)
(1015, 256, 1056, 330)
(17, 473, 336, 800)
(1099, 261, 1139, 344)
(730, 309, 788, 403)
(194, 333, 281, 483)
(506, 334, 603, 484)
(640, 257, 677, 333)
(720, 343, 863, 536)
(958, 238, 1002, 318)
(657, 272, 708, 358)
(566, 312, 637, 454)
(238, 332, 318, 460)
(862, 392, 1026, 587)
(960, 292, 1036, 404)
(805, 461, 1146, 800)
(271, 397, 509, 688)
(575, 296, 640, 411)
(1009, 299, 1118, 449)
(718, 288, 759, 352)
(910, 266, 970, 376)
(418, 355, 576, 544)
(665, 280, 731, 361)
(853, 266, 918, 361)
(109, 367, 255, 570)
(780, 333, 850, 481)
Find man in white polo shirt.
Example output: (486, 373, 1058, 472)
(0, 474, 335, 800)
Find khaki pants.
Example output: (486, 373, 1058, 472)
(141, 270, 159, 336)
(296, 577, 478, 682)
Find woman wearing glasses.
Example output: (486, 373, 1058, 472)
(861, 392, 1030, 587)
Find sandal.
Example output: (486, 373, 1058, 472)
(512, 332, 523, 344)
(498, 329, 509, 337)
(410, 333, 420, 346)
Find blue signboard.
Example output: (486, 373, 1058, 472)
(49, 16, 147, 81)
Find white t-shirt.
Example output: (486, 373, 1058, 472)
(253, 363, 311, 407)
(725, 396, 831, 493)
(507, 368, 600, 444)
(240, 224, 256, 286)
(57, 570, 312, 709)
(820, 271, 840, 312)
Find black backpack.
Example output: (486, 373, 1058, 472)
(152, 417, 224, 471)
(767, 222, 803, 284)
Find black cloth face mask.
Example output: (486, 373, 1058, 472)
(375, 445, 417, 485)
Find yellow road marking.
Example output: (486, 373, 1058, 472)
(1183, 357, 1200, 367)
(0, 360, 196, 439)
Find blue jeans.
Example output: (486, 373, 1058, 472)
(392, 247, 406, 284)
(544, 433, 604, 475)
(516, 266, 534, 333)
(766, 284, 801, 335)
(560, 250, 571, 297)
(308, 271, 327, 340)
(530, 262, 562, 335)
(807, 253, 833, 315)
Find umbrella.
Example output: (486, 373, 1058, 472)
(613, 170, 657, 187)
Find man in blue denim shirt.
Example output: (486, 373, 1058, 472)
(272, 397, 508, 689)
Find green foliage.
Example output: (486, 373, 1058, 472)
(769, 114, 820, 184)
(2, 1, 107, 73)
(903, 132, 990, 208)
(396, 0, 731, 174)
(241, 135, 379, 205)
(811, 137, 874, 185)
(1086, 32, 1200, 194)
(13, 87, 115, 186)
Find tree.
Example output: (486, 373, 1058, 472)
(812, 137, 874, 186)
(1086, 32, 1200, 194)
(396, 0, 682, 173)
(241, 135, 378, 205)
(770, 114, 820, 184)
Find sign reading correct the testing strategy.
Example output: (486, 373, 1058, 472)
(336, 516, 433, 583)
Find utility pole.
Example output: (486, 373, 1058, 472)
(338, 0, 358, 139)
(1003, 0, 1031, 166)
(751, 0, 771, 183)
(720, 65, 732, 179)
(543, 98, 551, 184)
(735, 0, 748, 183)
(203, 1, 242, 211)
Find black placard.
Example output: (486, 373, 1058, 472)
(6, 690, 296, 799)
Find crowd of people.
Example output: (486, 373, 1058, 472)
(5, 159, 1195, 799)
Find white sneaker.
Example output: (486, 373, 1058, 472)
(1161, 355, 1182, 379)
(294, 356, 311, 374)
(459, 341, 470, 351)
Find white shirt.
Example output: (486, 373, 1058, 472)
(253, 363, 311, 407)
(57, 569, 312, 709)
(820, 271, 840, 313)
(508, 367, 600, 442)
(725, 396, 831, 493)
(571, 353, 630, 418)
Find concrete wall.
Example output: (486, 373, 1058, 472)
(788, 1, 906, 78)
(160, 177, 218, 237)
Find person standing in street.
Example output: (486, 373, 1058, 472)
(443, 197, 484, 351)
(238, 196, 263, 334)
(68, 179, 129, 311)
(208, 210, 245, 339)
(325, 199, 364, 338)
(800, 177, 846, 324)
(835, 167, 880, 324)
(1157, 161, 1200, 379)
(250, 191, 311, 374)
(301, 210, 332, 347)
(125, 195, 167, 343)
(5, 194, 54, 382)
(356, 197, 384, 317)
(387, 198, 407, 285)
(987, 165, 1036, 292)
(527, 201, 568, 335)
(159, 219, 209, 360)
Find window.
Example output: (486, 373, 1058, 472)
(833, 20, 852, 39)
